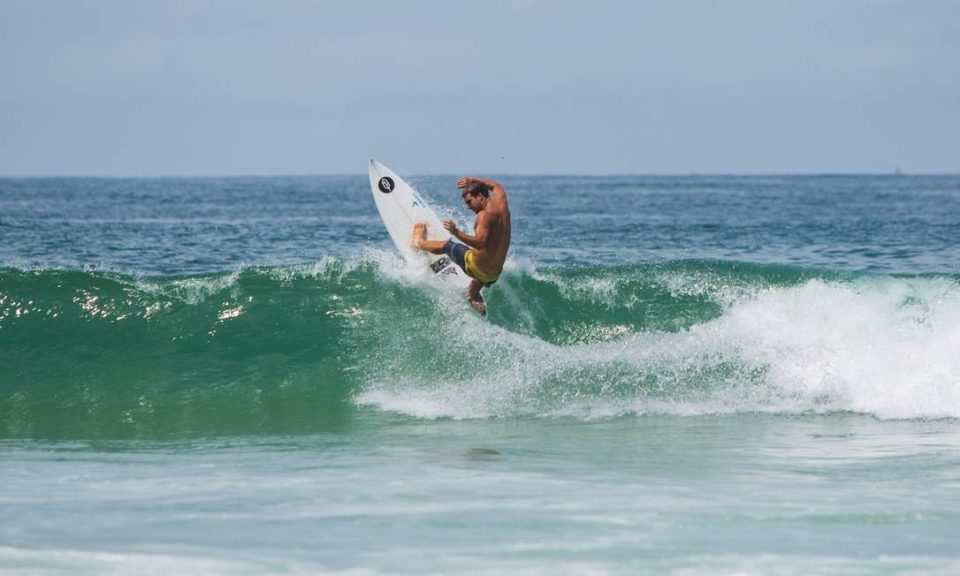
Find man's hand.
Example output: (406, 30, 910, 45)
(443, 219, 459, 236)
(456, 177, 473, 190)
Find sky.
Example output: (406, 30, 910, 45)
(1, 0, 958, 176)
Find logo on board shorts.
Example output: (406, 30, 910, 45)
(377, 177, 395, 194)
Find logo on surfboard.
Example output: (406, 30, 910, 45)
(377, 177, 395, 194)
(430, 256, 453, 273)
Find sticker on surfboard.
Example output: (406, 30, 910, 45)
(377, 176, 394, 194)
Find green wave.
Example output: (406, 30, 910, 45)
(1, 262, 383, 439)
(0, 260, 943, 438)
(490, 259, 840, 343)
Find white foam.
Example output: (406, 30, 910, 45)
(655, 266, 748, 307)
(0, 546, 248, 576)
(355, 276, 960, 421)
(529, 266, 641, 309)
(715, 277, 960, 419)
(135, 269, 244, 304)
(0, 546, 377, 576)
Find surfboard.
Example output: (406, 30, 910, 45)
(368, 159, 470, 288)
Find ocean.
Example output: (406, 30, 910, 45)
(2, 173, 959, 574)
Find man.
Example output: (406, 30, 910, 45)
(412, 176, 511, 315)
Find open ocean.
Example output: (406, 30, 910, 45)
(2, 173, 960, 575)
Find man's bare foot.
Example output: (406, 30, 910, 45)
(469, 294, 486, 317)
(411, 222, 427, 249)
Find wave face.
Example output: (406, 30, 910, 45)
(2, 257, 959, 439)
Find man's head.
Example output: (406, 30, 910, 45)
(461, 181, 491, 213)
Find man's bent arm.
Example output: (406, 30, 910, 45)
(479, 178, 506, 204)
(452, 230, 482, 249)
(462, 177, 507, 205)
(448, 214, 490, 249)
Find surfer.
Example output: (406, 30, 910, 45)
(412, 176, 511, 315)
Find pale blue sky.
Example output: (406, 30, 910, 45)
(1, 0, 957, 175)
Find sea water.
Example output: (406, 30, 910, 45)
(1, 174, 959, 574)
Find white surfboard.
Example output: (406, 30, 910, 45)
(368, 159, 470, 288)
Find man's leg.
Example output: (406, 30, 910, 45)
(468, 278, 486, 315)
(412, 222, 447, 253)
(412, 223, 486, 315)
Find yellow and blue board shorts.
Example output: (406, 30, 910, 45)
(441, 240, 499, 287)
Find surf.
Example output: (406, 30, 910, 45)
(2, 257, 959, 439)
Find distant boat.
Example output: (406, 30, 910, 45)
(894, 165, 903, 176)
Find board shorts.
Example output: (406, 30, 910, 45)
(442, 240, 499, 287)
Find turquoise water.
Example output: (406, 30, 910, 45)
(2, 175, 960, 574)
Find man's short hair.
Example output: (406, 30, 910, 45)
(463, 181, 491, 198)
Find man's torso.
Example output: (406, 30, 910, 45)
(471, 203, 511, 275)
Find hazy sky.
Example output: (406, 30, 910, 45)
(1, 1, 958, 175)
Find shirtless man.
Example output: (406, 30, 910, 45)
(412, 176, 511, 315)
